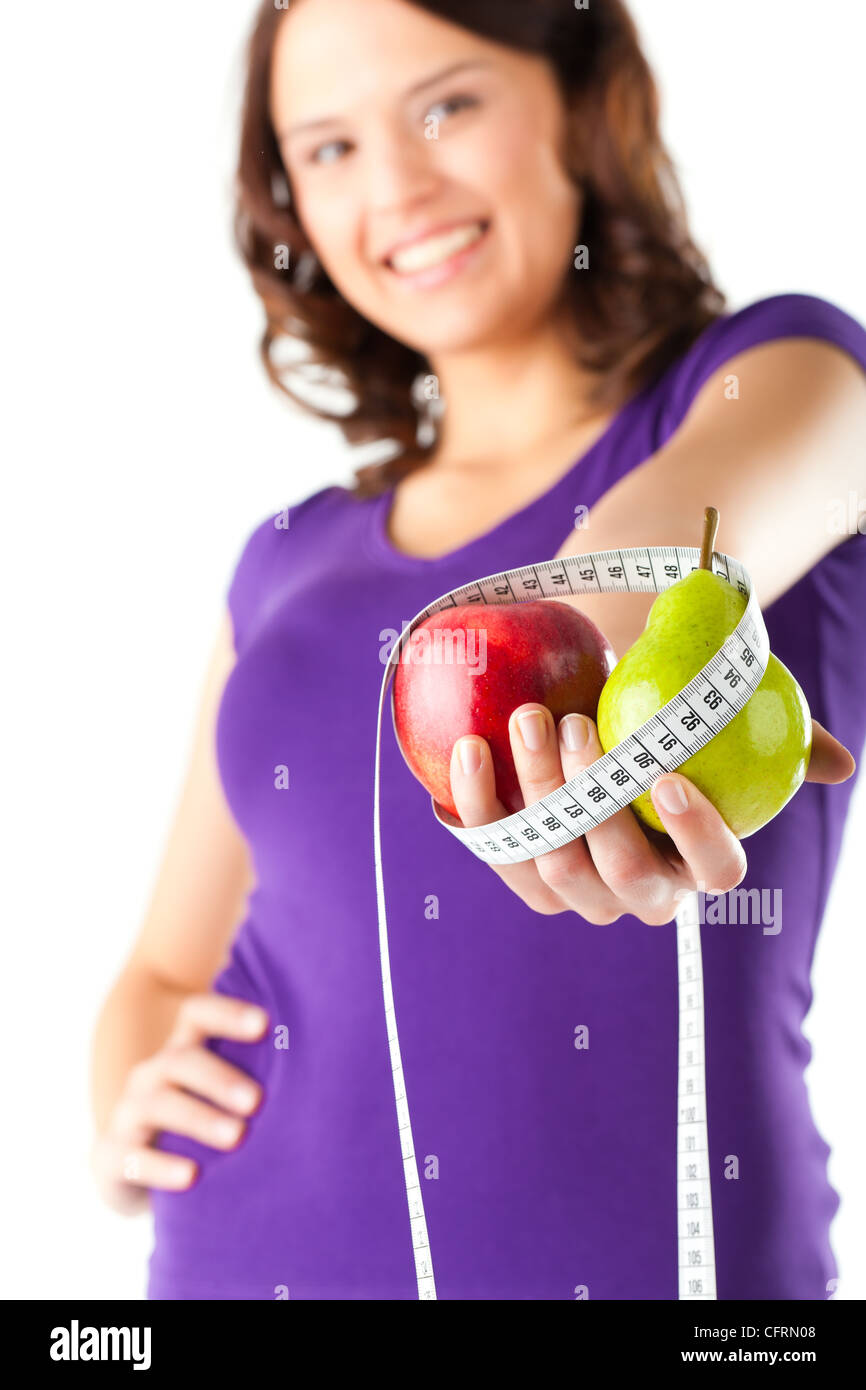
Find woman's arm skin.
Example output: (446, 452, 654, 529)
(449, 337, 866, 920)
(89, 610, 269, 1213)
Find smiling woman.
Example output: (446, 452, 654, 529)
(237, 0, 725, 492)
(89, 0, 866, 1304)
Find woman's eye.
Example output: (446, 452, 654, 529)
(303, 93, 478, 164)
(308, 139, 351, 166)
(426, 92, 478, 124)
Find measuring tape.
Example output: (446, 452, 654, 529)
(373, 544, 769, 1300)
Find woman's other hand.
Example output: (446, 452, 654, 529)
(89, 993, 268, 1215)
(448, 708, 855, 923)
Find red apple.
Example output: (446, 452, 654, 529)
(392, 600, 616, 818)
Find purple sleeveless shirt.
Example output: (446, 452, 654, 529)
(147, 294, 866, 1300)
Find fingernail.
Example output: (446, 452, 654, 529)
(169, 1160, 197, 1188)
(516, 710, 548, 752)
(458, 739, 483, 776)
(560, 714, 590, 753)
(653, 777, 689, 815)
(242, 1007, 267, 1036)
(214, 1118, 243, 1146)
(231, 1085, 260, 1114)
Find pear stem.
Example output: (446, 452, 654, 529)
(699, 506, 720, 571)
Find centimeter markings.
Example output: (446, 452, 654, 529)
(676, 901, 717, 1300)
(373, 545, 768, 1301)
(426, 547, 766, 860)
(373, 668, 437, 1299)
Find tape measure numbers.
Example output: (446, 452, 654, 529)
(373, 545, 769, 1300)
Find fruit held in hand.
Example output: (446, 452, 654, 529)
(596, 508, 812, 839)
(392, 600, 616, 817)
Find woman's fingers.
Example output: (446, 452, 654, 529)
(112, 1140, 198, 1193)
(555, 714, 682, 924)
(126, 1084, 247, 1153)
(508, 705, 597, 886)
(452, 708, 691, 924)
(166, 993, 269, 1050)
(450, 706, 751, 922)
(90, 1134, 198, 1211)
(160, 1046, 263, 1118)
(448, 704, 841, 922)
(508, 704, 745, 918)
(649, 774, 748, 894)
(507, 704, 638, 924)
(448, 735, 566, 913)
(805, 719, 856, 784)
(92, 991, 273, 1219)
(111, 1047, 257, 1157)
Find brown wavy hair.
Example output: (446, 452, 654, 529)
(235, 0, 726, 499)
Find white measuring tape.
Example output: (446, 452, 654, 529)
(373, 545, 768, 1300)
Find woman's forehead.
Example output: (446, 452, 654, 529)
(268, 0, 511, 132)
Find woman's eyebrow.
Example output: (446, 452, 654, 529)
(278, 57, 493, 142)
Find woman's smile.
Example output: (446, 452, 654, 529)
(383, 217, 492, 289)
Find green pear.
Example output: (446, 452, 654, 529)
(595, 568, 812, 838)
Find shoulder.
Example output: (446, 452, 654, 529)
(230, 484, 348, 572)
(225, 484, 351, 652)
(659, 293, 866, 432)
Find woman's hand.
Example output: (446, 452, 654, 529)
(448, 708, 856, 924)
(89, 993, 268, 1215)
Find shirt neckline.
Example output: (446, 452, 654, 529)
(364, 384, 652, 571)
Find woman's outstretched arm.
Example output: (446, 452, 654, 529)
(448, 336, 866, 920)
(558, 336, 866, 658)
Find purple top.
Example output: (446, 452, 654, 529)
(147, 294, 866, 1300)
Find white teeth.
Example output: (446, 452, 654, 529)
(389, 221, 486, 274)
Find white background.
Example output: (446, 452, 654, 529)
(2, 0, 864, 1300)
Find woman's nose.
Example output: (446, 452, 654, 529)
(363, 123, 444, 210)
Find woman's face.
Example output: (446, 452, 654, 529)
(270, 0, 582, 356)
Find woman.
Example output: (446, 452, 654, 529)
(90, 0, 866, 1300)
